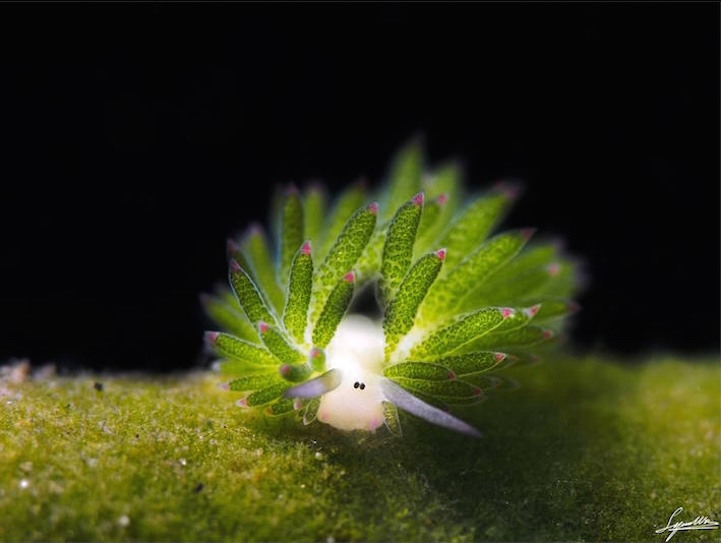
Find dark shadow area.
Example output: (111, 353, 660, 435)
(1, 3, 718, 373)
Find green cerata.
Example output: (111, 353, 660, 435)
(202, 139, 583, 438)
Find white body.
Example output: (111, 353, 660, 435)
(316, 315, 386, 432)
(286, 315, 482, 438)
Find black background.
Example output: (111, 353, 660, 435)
(1, 3, 719, 372)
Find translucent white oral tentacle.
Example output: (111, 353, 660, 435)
(380, 378, 483, 439)
(283, 369, 343, 399)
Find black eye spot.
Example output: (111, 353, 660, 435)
(359, 383, 366, 390)
(353, 382, 359, 389)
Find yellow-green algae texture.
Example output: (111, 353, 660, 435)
(1, 353, 718, 542)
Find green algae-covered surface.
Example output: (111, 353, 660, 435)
(1, 354, 719, 542)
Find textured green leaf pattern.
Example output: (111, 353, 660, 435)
(279, 362, 312, 382)
(214, 358, 278, 376)
(421, 230, 532, 320)
(415, 194, 444, 247)
(310, 204, 376, 324)
(390, 376, 482, 401)
(228, 261, 277, 326)
(283, 241, 313, 344)
(229, 373, 281, 392)
(316, 181, 366, 262)
(384, 362, 453, 381)
(540, 261, 580, 299)
(241, 382, 289, 407)
(470, 265, 558, 307)
(241, 227, 286, 313)
(201, 139, 583, 434)
(485, 306, 534, 334)
(379, 193, 424, 304)
(473, 255, 579, 306)
(461, 374, 506, 390)
(302, 185, 326, 248)
(410, 307, 506, 359)
(265, 397, 297, 417)
(434, 191, 511, 269)
(533, 299, 578, 322)
(419, 351, 505, 376)
(200, 294, 256, 342)
(381, 137, 423, 223)
(382, 401, 402, 437)
(355, 229, 385, 284)
(383, 250, 444, 358)
(412, 163, 461, 258)
(258, 322, 305, 363)
(308, 347, 326, 372)
(422, 161, 461, 205)
(312, 273, 355, 348)
(302, 397, 321, 425)
(206, 332, 279, 366)
(492, 243, 558, 277)
(219, 287, 242, 311)
(466, 325, 554, 351)
(278, 187, 304, 287)
(225, 240, 253, 280)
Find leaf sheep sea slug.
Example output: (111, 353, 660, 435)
(202, 139, 582, 438)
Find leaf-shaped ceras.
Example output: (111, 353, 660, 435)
(203, 139, 583, 438)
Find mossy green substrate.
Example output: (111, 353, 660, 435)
(1, 353, 718, 542)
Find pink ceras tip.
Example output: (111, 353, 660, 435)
(494, 352, 506, 362)
(435, 248, 447, 261)
(344, 271, 355, 283)
(258, 321, 270, 334)
(547, 263, 561, 277)
(412, 192, 424, 206)
(495, 181, 521, 200)
(527, 304, 541, 317)
(367, 202, 379, 215)
(542, 329, 554, 339)
(229, 259, 242, 272)
(301, 240, 312, 255)
(521, 227, 536, 240)
(280, 364, 291, 376)
(226, 238, 240, 253)
(437, 193, 448, 205)
(502, 307, 514, 319)
(205, 331, 220, 344)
